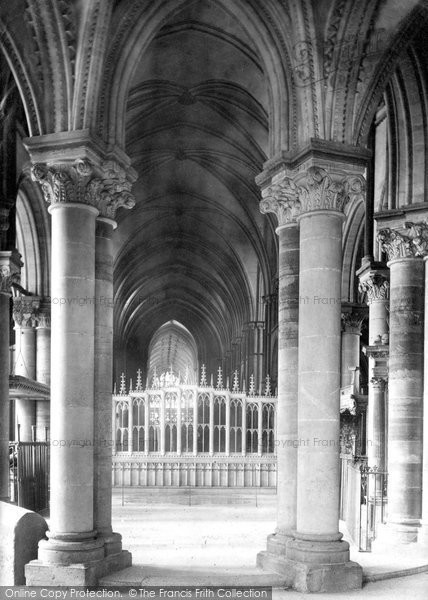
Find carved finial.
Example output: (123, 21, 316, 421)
(136, 369, 143, 391)
(264, 374, 272, 397)
(119, 373, 126, 395)
(249, 374, 255, 396)
(184, 364, 190, 384)
(216, 366, 223, 389)
(232, 370, 240, 392)
(200, 364, 207, 386)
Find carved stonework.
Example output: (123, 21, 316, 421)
(296, 167, 365, 214)
(359, 273, 389, 304)
(31, 159, 135, 219)
(371, 377, 387, 390)
(378, 221, 428, 261)
(259, 166, 366, 225)
(12, 295, 40, 327)
(0, 252, 21, 294)
(259, 176, 300, 226)
(341, 310, 365, 334)
(36, 300, 51, 328)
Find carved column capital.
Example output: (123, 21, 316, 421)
(259, 166, 366, 225)
(12, 295, 40, 327)
(341, 310, 365, 334)
(378, 221, 428, 261)
(371, 376, 387, 390)
(295, 167, 366, 215)
(359, 273, 389, 304)
(31, 158, 135, 219)
(259, 174, 301, 226)
(35, 299, 51, 328)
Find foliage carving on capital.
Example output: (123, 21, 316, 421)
(378, 221, 428, 260)
(259, 176, 301, 226)
(358, 274, 389, 304)
(31, 158, 136, 218)
(296, 167, 366, 214)
(12, 295, 40, 327)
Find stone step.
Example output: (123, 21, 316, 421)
(99, 565, 288, 588)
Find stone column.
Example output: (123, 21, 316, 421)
(378, 224, 424, 543)
(0, 251, 20, 500)
(12, 295, 39, 441)
(24, 145, 135, 585)
(93, 217, 126, 557)
(340, 309, 364, 390)
(36, 300, 51, 384)
(35, 301, 51, 441)
(280, 164, 364, 592)
(193, 394, 198, 455)
(358, 270, 389, 469)
(256, 168, 300, 563)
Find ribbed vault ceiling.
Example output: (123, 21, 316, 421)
(113, 0, 277, 366)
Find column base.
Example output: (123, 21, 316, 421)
(25, 532, 132, 586)
(98, 531, 124, 556)
(266, 531, 293, 556)
(257, 553, 362, 593)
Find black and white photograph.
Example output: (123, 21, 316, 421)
(0, 1, 428, 598)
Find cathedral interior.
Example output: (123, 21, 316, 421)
(1, 0, 428, 594)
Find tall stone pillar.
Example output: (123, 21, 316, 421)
(0, 251, 20, 500)
(256, 174, 299, 565)
(24, 138, 135, 585)
(93, 218, 128, 560)
(286, 166, 363, 592)
(257, 152, 367, 592)
(35, 301, 51, 442)
(358, 270, 389, 469)
(12, 295, 39, 441)
(378, 224, 424, 543)
(36, 300, 51, 384)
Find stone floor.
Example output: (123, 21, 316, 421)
(99, 488, 428, 598)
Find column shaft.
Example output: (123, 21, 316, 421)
(275, 224, 299, 538)
(48, 203, 97, 537)
(294, 210, 343, 539)
(94, 219, 119, 550)
(387, 258, 424, 542)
